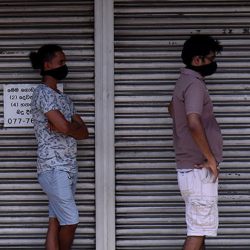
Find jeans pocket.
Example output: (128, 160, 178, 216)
(66, 172, 75, 186)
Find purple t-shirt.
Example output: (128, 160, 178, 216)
(172, 68, 223, 169)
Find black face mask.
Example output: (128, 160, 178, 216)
(41, 64, 68, 80)
(188, 61, 217, 76)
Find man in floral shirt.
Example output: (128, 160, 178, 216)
(30, 44, 88, 250)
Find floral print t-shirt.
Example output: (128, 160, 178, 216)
(31, 84, 77, 174)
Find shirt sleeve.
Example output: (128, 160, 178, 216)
(184, 80, 205, 115)
(36, 87, 60, 114)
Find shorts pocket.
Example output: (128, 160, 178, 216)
(38, 170, 54, 193)
(199, 168, 214, 184)
(197, 168, 218, 197)
(188, 198, 217, 228)
(178, 171, 194, 197)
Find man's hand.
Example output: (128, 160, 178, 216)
(194, 158, 219, 182)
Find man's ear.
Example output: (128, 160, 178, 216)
(192, 55, 202, 66)
(43, 61, 52, 71)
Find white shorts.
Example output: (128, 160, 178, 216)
(177, 168, 218, 237)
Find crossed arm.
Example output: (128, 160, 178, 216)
(45, 109, 89, 140)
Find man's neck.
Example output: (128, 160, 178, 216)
(43, 76, 58, 90)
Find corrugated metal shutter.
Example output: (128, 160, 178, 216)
(0, 1, 95, 249)
(115, 1, 250, 249)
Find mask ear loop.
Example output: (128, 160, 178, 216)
(201, 56, 205, 61)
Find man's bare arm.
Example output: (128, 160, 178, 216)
(187, 113, 219, 180)
(46, 110, 89, 140)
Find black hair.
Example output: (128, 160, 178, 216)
(29, 44, 63, 70)
(181, 34, 223, 66)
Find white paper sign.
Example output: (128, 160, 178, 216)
(4, 83, 63, 127)
(4, 84, 36, 127)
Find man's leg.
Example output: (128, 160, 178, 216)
(59, 224, 78, 250)
(183, 236, 205, 250)
(45, 218, 60, 250)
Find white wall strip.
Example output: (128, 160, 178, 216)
(95, 0, 116, 250)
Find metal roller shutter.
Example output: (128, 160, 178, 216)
(114, 1, 250, 249)
(0, 1, 95, 249)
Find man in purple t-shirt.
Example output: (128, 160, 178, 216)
(169, 35, 223, 250)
